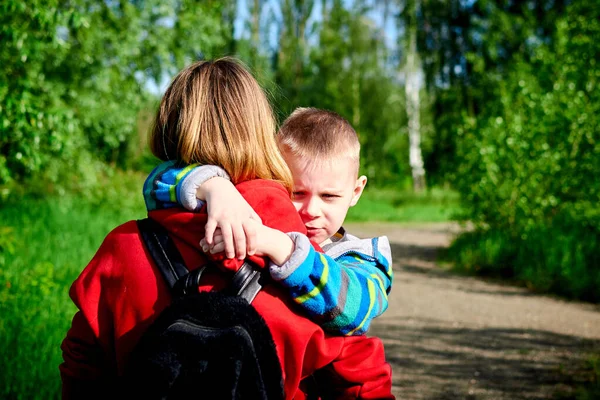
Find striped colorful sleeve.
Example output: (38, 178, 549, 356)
(270, 234, 393, 336)
(143, 162, 230, 212)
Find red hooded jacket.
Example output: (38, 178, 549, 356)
(60, 179, 393, 399)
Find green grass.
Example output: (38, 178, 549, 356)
(347, 186, 461, 222)
(0, 172, 146, 400)
(445, 224, 600, 303)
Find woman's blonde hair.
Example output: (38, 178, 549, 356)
(150, 57, 293, 193)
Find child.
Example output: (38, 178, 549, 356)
(61, 58, 394, 400)
(144, 107, 393, 335)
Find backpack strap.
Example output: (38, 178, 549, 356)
(137, 218, 194, 292)
(137, 218, 264, 303)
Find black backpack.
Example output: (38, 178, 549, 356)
(123, 218, 284, 400)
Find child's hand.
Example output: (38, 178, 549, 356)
(200, 228, 227, 255)
(200, 222, 295, 266)
(199, 177, 262, 260)
(200, 220, 261, 259)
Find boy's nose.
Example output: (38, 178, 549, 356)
(301, 197, 321, 218)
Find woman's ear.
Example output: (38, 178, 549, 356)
(350, 175, 367, 207)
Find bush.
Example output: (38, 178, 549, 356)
(448, 217, 600, 302)
(449, 2, 600, 301)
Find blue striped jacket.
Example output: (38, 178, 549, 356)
(143, 161, 393, 335)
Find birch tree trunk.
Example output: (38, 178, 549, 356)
(405, 0, 426, 192)
(251, 0, 260, 54)
(352, 67, 361, 128)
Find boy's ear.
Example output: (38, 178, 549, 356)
(350, 175, 367, 207)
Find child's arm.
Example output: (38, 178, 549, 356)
(268, 233, 393, 336)
(203, 222, 393, 336)
(143, 162, 260, 259)
(143, 160, 230, 212)
(146, 162, 393, 335)
(202, 220, 295, 266)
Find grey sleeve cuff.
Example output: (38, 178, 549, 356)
(269, 232, 311, 281)
(179, 166, 231, 211)
(377, 235, 393, 267)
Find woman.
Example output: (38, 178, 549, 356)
(60, 57, 393, 400)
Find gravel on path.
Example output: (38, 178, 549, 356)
(344, 222, 600, 400)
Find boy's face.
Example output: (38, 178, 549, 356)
(285, 154, 367, 245)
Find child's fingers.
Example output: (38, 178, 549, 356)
(213, 230, 224, 245)
(231, 223, 247, 260)
(200, 232, 223, 253)
(243, 221, 257, 256)
(209, 242, 226, 254)
(200, 238, 208, 252)
(204, 218, 218, 245)
(219, 223, 236, 259)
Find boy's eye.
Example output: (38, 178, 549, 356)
(292, 191, 306, 198)
(321, 194, 340, 199)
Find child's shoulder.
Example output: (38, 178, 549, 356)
(323, 227, 392, 263)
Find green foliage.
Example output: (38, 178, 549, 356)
(447, 221, 600, 301)
(448, 1, 600, 301)
(0, 227, 16, 260)
(0, 1, 84, 188)
(0, 0, 230, 194)
(273, 1, 409, 186)
(418, 0, 569, 184)
(454, 1, 600, 232)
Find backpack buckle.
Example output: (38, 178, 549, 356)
(174, 265, 207, 297)
(227, 262, 265, 304)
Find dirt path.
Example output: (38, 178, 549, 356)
(344, 222, 600, 400)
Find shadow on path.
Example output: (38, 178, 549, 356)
(389, 242, 442, 264)
(371, 319, 600, 400)
(390, 241, 548, 299)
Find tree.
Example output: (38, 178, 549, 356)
(0, 0, 231, 192)
(402, 0, 426, 191)
(412, 0, 569, 184)
(450, 0, 600, 300)
(308, 1, 406, 185)
(274, 0, 315, 114)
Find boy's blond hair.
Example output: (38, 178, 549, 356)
(150, 57, 293, 193)
(276, 108, 361, 174)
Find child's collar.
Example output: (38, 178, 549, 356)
(320, 227, 349, 253)
(329, 227, 347, 243)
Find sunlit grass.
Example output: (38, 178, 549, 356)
(347, 186, 461, 222)
(444, 225, 600, 303)
(0, 172, 146, 400)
